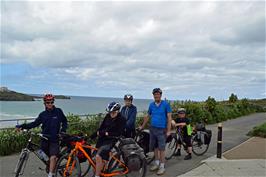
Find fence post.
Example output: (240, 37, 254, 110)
(217, 123, 222, 158)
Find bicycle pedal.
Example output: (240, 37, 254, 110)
(38, 167, 45, 171)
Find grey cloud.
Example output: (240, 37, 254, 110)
(1, 1, 265, 100)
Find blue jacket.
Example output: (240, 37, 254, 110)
(18, 107, 68, 142)
(121, 105, 137, 130)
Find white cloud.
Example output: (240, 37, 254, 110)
(1, 1, 265, 100)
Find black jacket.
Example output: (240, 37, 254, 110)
(95, 113, 126, 147)
(19, 107, 68, 142)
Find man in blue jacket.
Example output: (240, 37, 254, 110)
(16, 94, 68, 177)
(121, 94, 137, 138)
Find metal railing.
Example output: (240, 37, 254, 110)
(0, 112, 180, 129)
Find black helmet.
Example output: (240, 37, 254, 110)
(106, 102, 121, 113)
(152, 88, 162, 95)
(124, 94, 133, 101)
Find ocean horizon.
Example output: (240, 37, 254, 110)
(0, 95, 153, 128)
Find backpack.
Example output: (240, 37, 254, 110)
(119, 138, 145, 171)
(204, 130, 212, 145)
(136, 131, 150, 154)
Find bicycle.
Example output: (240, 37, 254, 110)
(165, 124, 211, 160)
(55, 135, 147, 177)
(14, 130, 51, 177)
(134, 129, 154, 165)
(59, 133, 93, 177)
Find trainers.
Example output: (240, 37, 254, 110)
(184, 154, 192, 160)
(157, 166, 166, 175)
(173, 150, 181, 156)
(150, 163, 159, 171)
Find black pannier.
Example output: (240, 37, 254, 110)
(119, 138, 145, 171)
(136, 131, 150, 154)
(195, 122, 206, 131)
(204, 130, 212, 145)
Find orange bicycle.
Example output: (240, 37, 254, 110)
(55, 136, 147, 177)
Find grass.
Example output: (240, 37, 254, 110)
(247, 122, 266, 138)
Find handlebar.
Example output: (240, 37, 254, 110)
(21, 129, 50, 140)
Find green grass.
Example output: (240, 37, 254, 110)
(247, 122, 266, 138)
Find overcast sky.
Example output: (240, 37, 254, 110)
(1, 0, 265, 100)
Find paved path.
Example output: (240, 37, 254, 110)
(0, 113, 265, 177)
(178, 137, 266, 177)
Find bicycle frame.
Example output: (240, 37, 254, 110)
(64, 141, 129, 177)
(14, 132, 49, 175)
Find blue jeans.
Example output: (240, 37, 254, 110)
(149, 126, 166, 151)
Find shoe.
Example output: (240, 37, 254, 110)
(150, 163, 159, 171)
(184, 154, 192, 160)
(157, 166, 165, 175)
(173, 150, 181, 156)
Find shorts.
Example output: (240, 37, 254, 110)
(149, 126, 166, 151)
(41, 140, 60, 157)
(177, 135, 192, 147)
(96, 139, 114, 161)
(96, 143, 113, 161)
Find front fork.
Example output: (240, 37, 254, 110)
(14, 148, 30, 175)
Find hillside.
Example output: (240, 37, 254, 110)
(0, 87, 34, 101)
(0, 87, 71, 101)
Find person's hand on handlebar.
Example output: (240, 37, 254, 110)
(15, 125, 22, 132)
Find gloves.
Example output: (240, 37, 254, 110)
(16, 125, 22, 129)
(89, 132, 97, 139)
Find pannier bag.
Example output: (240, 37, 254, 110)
(195, 122, 206, 131)
(137, 131, 150, 154)
(119, 138, 145, 171)
(204, 130, 212, 145)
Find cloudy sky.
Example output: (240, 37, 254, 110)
(1, 0, 265, 100)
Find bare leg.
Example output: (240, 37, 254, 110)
(154, 148, 159, 160)
(188, 147, 192, 154)
(49, 155, 57, 173)
(95, 155, 104, 176)
(159, 150, 165, 164)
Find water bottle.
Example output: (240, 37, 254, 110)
(37, 149, 49, 162)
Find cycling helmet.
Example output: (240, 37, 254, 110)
(124, 94, 133, 101)
(106, 102, 121, 113)
(152, 88, 162, 95)
(43, 93, 55, 102)
(177, 108, 186, 114)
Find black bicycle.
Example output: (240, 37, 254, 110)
(134, 129, 154, 165)
(165, 124, 212, 160)
(14, 130, 51, 177)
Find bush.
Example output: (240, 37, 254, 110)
(247, 122, 266, 138)
(1, 97, 265, 156)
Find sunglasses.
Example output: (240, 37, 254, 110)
(45, 101, 54, 105)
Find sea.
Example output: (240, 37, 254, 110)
(0, 96, 153, 128)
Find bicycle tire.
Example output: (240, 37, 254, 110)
(55, 153, 81, 177)
(145, 152, 155, 165)
(165, 137, 177, 160)
(191, 133, 209, 156)
(14, 151, 28, 177)
(124, 155, 147, 177)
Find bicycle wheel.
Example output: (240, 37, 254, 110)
(124, 155, 147, 177)
(192, 132, 209, 156)
(55, 153, 81, 177)
(14, 151, 29, 177)
(165, 137, 177, 160)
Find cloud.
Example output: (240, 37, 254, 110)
(1, 1, 265, 100)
